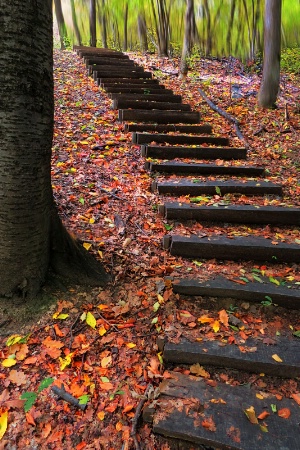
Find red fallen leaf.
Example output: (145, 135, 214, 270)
(26, 411, 36, 426)
(227, 335, 235, 344)
(105, 402, 118, 413)
(201, 416, 216, 431)
(278, 408, 291, 419)
(206, 380, 217, 387)
(291, 393, 300, 406)
(23, 356, 38, 365)
(257, 411, 270, 420)
(76, 442, 87, 450)
(53, 323, 65, 337)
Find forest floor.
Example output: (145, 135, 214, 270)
(0, 50, 299, 449)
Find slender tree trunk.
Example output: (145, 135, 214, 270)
(123, 2, 128, 51)
(54, 0, 68, 49)
(138, 13, 148, 51)
(258, 0, 282, 108)
(150, 0, 170, 56)
(0, 0, 108, 299)
(90, 0, 97, 47)
(99, 0, 108, 48)
(180, 0, 196, 78)
(71, 0, 82, 45)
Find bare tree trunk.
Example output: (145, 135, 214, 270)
(150, 0, 170, 56)
(138, 13, 148, 51)
(226, 0, 236, 54)
(180, 0, 196, 78)
(71, 0, 82, 45)
(0, 0, 109, 299)
(258, 0, 282, 108)
(123, 2, 128, 51)
(90, 0, 97, 47)
(54, 0, 68, 49)
(98, 0, 108, 48)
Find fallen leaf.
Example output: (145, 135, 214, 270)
(244, 406, 258, 424)
(272, 354, 283, 362)
(190, 363, 210, 378)
(278, 408, 291, 419)
(0, 410, 8, 440)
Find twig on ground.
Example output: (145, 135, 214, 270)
(52, 384, 86, 410)
(198, 86, 250, 148)
(131, 383, 153, 450)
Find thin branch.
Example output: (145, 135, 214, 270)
(52, 384, 87, 410)
(131, 383, 153, 450)
(198, 86, 250, 149)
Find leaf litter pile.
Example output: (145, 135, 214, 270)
(0, 50, 300, 449)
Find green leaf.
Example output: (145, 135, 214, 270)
(78, 394, 90, 405)
(230, 325, 239, 331)
(151, 317, 158, 324)
(164, 224, 173, 231)
(79, 197, 85, 205)
(252, 274, 263, 283)
(86, 311, 97, 329)
(153, 302, 160, 312)
(100, 376, 110, 383)
(269, 277, 280, 285)
(192, 260, 203, 267)
(293, 330, 300, 338)
(20, 392, 38, 412)
(215, 186, 222, 196)
(240, 277, 249, 283)
(38, 377, 54, 393)
(271, 404, 277, 413)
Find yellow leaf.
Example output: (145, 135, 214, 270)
(59, 353, 73, 371)
(80, 140, 89, 145)
(2, 358, 17, 368)
(256, 393, 264, 400)
(190, 363, 210, 378)
(83, 242, 92, 251)
(99, 325, 107, 336)
(97, 411, 105, 421)
(89, 217, 95, 224)
(86, 312, 97, 329)
(157, 294, 164, 303)
(53, 312, 69, 320)
(6, 334, 28, 347)
(101, 356, 112, 368)
(126, 343, 136, 349)
(244, 406, 258, 424)
(272, 354, 283, 362)
(212, 320, 220, 332)
(80, 312, 86, 321)
(115, 421, 123, 431)
(0, 410, 8, 440)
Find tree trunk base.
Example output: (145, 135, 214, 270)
(50, 211, 111, 287)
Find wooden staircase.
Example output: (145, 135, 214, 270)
(74, 46, 300, 450)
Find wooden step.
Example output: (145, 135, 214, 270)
(147, 371, 300, 450)
(159, 203, 300, 224)
(93, 71, 152, 80)
(146, 161, 264, 176)
(163, 235, 300, 263)
(119, 110, 201, 124)
(172, 276, 300, 310)
(98, 78, 159, 85)
(124, 124, 213, 134)
(85, 58, 136, 67)
(142, 145, 246, 159)
(113, 100, 191, 111)
(103, 87, 170, 94)
(162, 337, 300, 378)
(79, 51, 129, 59)
(90, 65, 144, 76)
(110, 93, 182, 103)
(134, 132, 229, 146)
(152, 180, 282, 196)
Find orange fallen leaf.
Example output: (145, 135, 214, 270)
(278, 408, 291, 419)
(219, 309, 229, 327)
(257, 411, 270, 420)
(123, 404, 135, 414)
(291, 393, 300, 406)
(201, 416, 216, 431)
(99, 382, 114, 391)
(25, 411, 36, 426)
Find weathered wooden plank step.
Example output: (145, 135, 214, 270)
(113, 100, 190, 111)
(147, 371, 300, 450)
(85, 57, 136, 67)
(163, 235, 300, 263)
(103, 87, 170, 95)
(93, 71, 152, 80)
(89, 65, 144, 76)
(160, 203, 300, 224)
(124, 124, 213, 134)
(119, 110, 201, 124)
(162, 337, 300, 377)
(74, 46, 125, 55)
(152, 180, 282, 196)
(98, 78, 159, 85)
(147, 162, 264, 176)
(142, 145, 246, 160)
(172, 276, 300, 310)
(79, 51, 129, 59)
(134, 132, 229, 146)
(110, 93, 182, 103)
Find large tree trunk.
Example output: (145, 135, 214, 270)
(90, 0, 97, 47)
(138, 13, 148, 52)
(54, 0, 68, 50)
(180, 0, 196, 78)
(0, 0, 109, 299)
(258, 0, 282, 108)
(71, 0, 82, 46)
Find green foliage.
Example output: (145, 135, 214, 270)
(21, 377, 54, 412)
(281, 48, 300, 74)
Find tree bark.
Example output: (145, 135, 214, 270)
(180, 0, 196, 78)
(54, 0, 68, 50)
(0, 0, 109, 299)
(138, 13, 148, 51)
(123, 2, 128, 51)
(90, 0, 97, 47)
(71, 0, 82, 46)
(258, 0, 282, 108)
